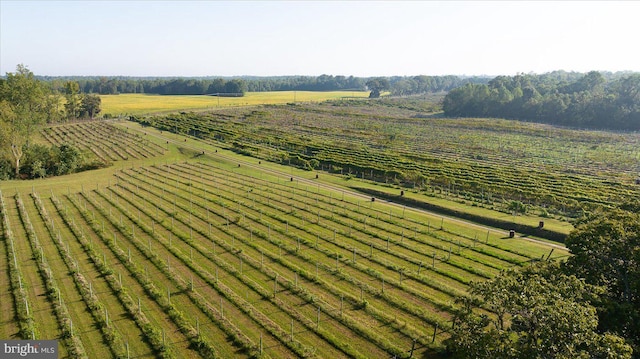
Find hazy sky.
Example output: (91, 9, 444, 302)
(1, 1, 639, 77)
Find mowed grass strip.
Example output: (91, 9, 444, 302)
(0, 192, 20, 339)
(5, 195, 59, 340)
(0, 209, 20, 339)
(101, 91, 370, 116)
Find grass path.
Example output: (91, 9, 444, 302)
(0, 197, 21, 340)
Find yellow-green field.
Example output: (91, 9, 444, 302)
(101, 91, 370, 116)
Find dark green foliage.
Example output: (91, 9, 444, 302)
(35, 74, 489, 96)
(20, 144, 86, 178)
(446, 262, 633, 359)
(81, 93, 102, 118)
(564, 209, 640, 356)
(64, 81, 82, 119)
(366, 78, 390, 98)
(507, 200, 527, 215)
(0, 65, 50, 176)
(0, 157, 14, 180)
(443, 71, 640, 130)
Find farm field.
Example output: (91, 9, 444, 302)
(0, 119, 569, 358)
(101, 91, 370, 117)
(134, 101, 640, 227)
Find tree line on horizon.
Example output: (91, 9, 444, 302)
(33, 74, 490, 97)
(443, 71, 640, 130)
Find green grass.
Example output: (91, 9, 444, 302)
(101, 91, 370, 116)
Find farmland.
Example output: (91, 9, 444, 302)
(101, 91, 370, 117)
(135, 100, 640, 227)
(0, 108, 573, 358)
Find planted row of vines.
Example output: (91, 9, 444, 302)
(41, 121, 166, 164)
(135, 104, 640, 217)
(1, 158, 565, 358)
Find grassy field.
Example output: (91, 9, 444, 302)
(101, 91, 370, 116)
(1, 120, 568, 358)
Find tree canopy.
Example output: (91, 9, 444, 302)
(448, 201, 640, 358)
(0, 64, 51, 176)
(34, 74, 490, 97)
(446, 262, 633, 359)
(366, 77, 390, 98)
(564, 207, 640, 355)
(442, 71, 640, 130)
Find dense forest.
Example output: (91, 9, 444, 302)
(35, 74, 489, 97)
(443, 71, 640, 130)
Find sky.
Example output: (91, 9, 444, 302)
(1, 1, 639, 77)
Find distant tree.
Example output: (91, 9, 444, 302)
(64, 81, 82, 119)
(207, 78, 226, 94)
(42, 90, 65, 123)
(366, 78, 390, 98)
(446, 262, 633, 359)
(81, 94, 101, 118)
(21, 144, 52, 178)
(0, 64, 50, 177)
(224, 79, 247, 94)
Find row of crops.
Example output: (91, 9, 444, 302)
(41, 121, 166, 164)
(0, 158, 564, 358)
(135, 104, 640, 217)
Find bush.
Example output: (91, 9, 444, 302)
(0, 158, 14, 180)
(18, 144, 89, 179)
